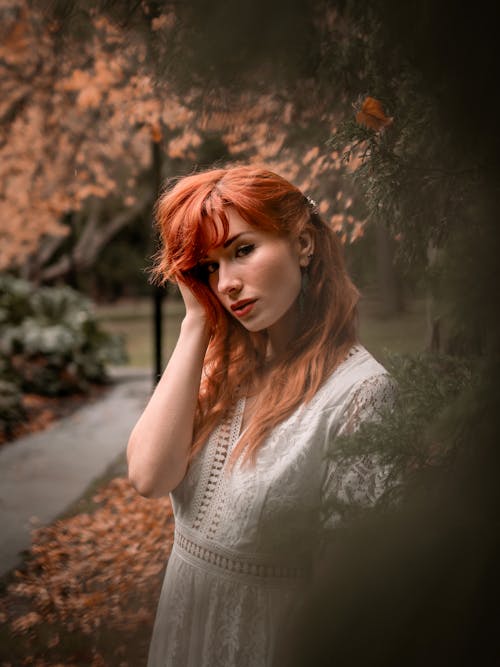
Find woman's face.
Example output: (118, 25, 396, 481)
(200, 208, 312, 352)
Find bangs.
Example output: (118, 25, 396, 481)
(168, 191, 230, 276)
(196, 202, 230, 263)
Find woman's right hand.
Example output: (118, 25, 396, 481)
(177, 278, 209, 328)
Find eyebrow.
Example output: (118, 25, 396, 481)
(200, 232, 249, 261)
(223, 232, 245, 248)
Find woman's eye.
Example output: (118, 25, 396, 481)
(193, 262, 218, 281)
(205, 262, 219, 275)
(235, 244, 255, 258)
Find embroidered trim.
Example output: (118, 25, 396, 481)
(191, 400, 244, 537)
(176, 529, 306, 580)
(191, 409, 234, 531)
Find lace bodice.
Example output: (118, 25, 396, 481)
(147, 345, 396, 667)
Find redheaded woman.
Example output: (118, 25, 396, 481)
(127, 165, 394, 666)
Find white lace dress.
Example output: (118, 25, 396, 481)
(147, 345, 395, 667)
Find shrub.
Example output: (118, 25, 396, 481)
(328, 351, 475, 515)
(0, 275, 127, 398)
(0, 379, 25, 440)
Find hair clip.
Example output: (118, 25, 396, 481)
(305, 195, 319, 214)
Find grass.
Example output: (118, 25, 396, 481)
(95, 293, 428, 370)
(95, 297, 184, 368)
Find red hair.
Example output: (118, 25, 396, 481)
(152, 165, 359, 464)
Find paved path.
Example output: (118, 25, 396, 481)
(0, 367, 153, 578)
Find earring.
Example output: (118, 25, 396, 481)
(299, 254, 313, 315)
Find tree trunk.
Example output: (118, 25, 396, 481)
(150, 139, 165, 385)
(34, 195, 151, 284)
(375, 221, 404, 316)
(425, 242, 442, 352)
(425, 293, 441, 353)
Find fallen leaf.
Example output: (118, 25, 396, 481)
(6, 477, 173, 638)
(10, 611, 42, 633)
(355, 96, 393, 131)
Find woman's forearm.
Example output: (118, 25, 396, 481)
(126, 315, 210, 498)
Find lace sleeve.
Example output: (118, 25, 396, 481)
(320, 373, 397, 531)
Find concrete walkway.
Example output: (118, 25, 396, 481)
(0, 367, 153, 578)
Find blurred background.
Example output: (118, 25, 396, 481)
(0, 0, 434, 388)
(1, 0, 499, 665)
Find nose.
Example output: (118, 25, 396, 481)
(216, 261, 242, 297)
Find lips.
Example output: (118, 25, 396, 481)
(230, 299, 257, 317)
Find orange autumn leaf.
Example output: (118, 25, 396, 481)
(150, 121, 163, 143)
(3, 5, 30, 53)
(4, 476, 174, 640)
(355, 96, 393, 131)
(0, 0, 360, 282)
(10, 611, 42, 633)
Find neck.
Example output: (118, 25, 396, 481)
(267, 302, 300, 358)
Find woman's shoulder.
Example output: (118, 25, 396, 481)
(325, 344, 389, 392)
(298, 345, 394, 449)
(305, 344, 393, 420)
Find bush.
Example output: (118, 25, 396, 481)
(329, 351, 475, 513)
(0, 379, 25, 440)
(0, 275, 127, 399)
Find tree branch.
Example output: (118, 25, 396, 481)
(38, 193, 152, 283)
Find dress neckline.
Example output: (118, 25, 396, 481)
(236, 344, 365, 441)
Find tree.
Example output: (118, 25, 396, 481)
(1, 1, 369, 287)
(0, 3, 195, 281)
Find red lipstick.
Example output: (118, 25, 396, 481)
(230, 299, 256, 317)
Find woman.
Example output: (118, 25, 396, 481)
(127, 165, 394, 667)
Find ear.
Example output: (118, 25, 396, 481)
(296, 230, 315, 268)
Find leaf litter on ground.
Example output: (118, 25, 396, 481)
(0, 476, 173, 665)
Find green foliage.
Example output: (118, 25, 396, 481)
(330, 77, 475, 276)
(0, 275, 127, 398)
(318, 2, 488, 288)
(320, 1, 499, 360)
(0, 379, 25, 439)
(331, 352, 474, 503)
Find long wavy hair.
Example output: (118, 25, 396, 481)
(152, 165, 360, 464)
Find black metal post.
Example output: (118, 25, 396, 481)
(153, 284, 163, 383)
(151, 138, 164, 386)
